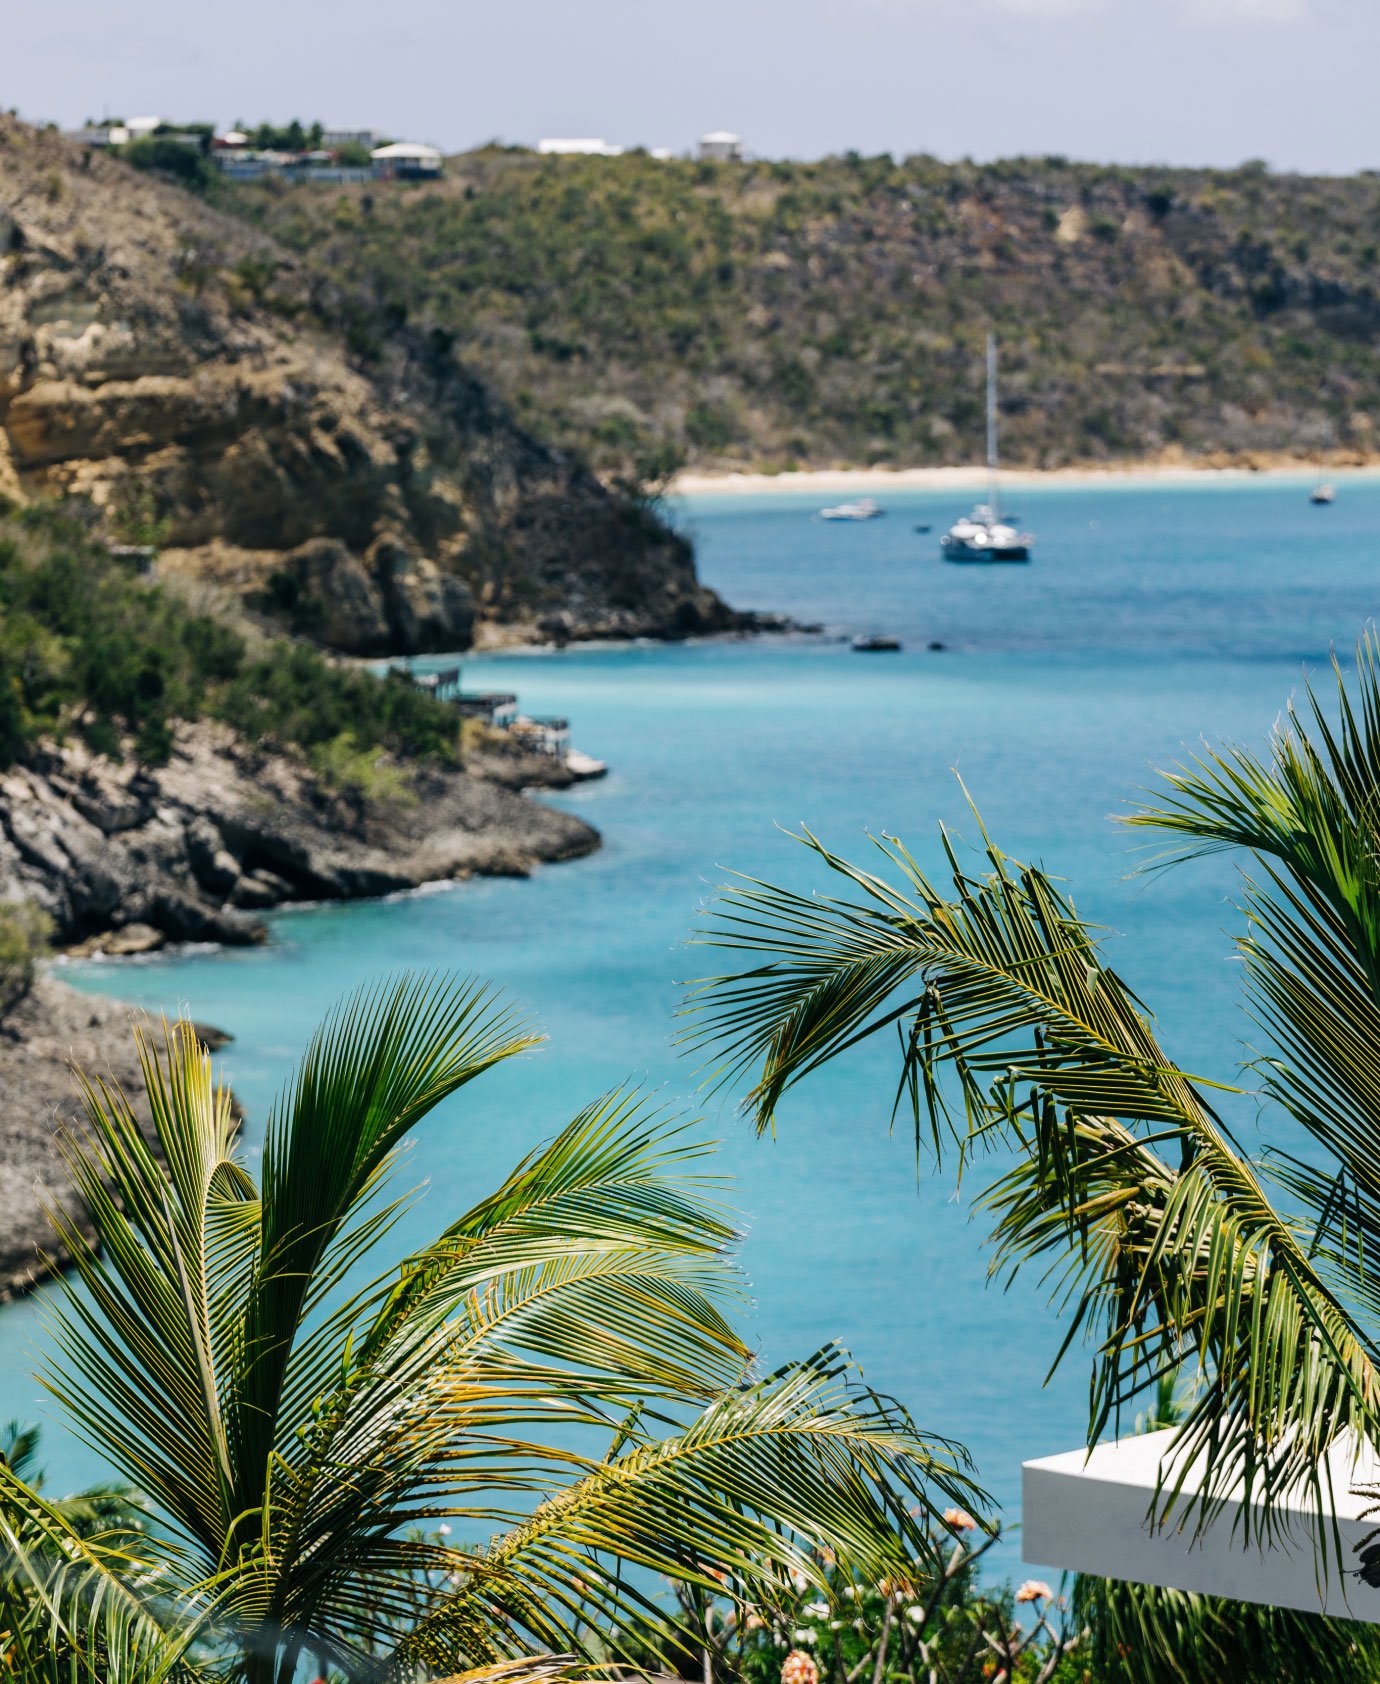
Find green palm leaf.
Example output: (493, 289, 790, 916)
(39, 974, 979, 1681)
(684, 811, 1380, 1561)
(0, 1459, 204, 1683)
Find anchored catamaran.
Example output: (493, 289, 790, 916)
(941, 334, 1033, 564)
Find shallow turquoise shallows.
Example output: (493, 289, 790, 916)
(4, 473, 1378, 1577)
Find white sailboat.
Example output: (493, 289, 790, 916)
(941, 335, 1033, 564)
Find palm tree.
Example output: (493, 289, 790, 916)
(10, 976, 981, 1683)
(0, 1440, 190, 1683)
(685, 638, 1380, 1589)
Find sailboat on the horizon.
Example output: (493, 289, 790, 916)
(940, 333, 1033, 563)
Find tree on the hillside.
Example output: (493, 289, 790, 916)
(5, 978, 981, 1682)
(686, 635, 1380, 1615)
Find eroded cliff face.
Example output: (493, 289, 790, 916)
(0, 723, 597, 954)
(0, 119, 736, 652)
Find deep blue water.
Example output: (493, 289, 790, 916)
(3, 473, 1378, 1578)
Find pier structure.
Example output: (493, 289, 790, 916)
(392, 663, 599, 774)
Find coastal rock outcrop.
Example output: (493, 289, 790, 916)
(0, 976, 229, 1299)
(0, 724, 598, 953)
(0, 118, 742, 652)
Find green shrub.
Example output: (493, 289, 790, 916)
(0, 505, 459, 779)
(124, 136, 212, 190)
(0, 901, 51, 1013)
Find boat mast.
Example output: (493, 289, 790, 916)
(986, 331, 999, 522)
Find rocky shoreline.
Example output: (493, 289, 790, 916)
(0, 975, 235, 1299)
(0, 722, 599, 1297)
(2, 722, 598, 957)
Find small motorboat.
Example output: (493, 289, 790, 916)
(851, 633, 902, 652)
(565, 749, 609, 781)
(1310, 482, 1335, 505)
(913, 522, 932, 534)
(820, 497, 884, 521)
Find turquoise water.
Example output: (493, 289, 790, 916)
(4, 473, 1378, 1576)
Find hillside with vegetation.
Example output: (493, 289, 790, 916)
(223, 149, 1380, 474)
(0, 116, 738, 654)
(0, 503, 593, 955)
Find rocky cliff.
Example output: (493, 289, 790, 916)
(0, 117, 740, 653)
(1, 722, 596, 955)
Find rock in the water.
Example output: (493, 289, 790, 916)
(67, 923, 165, 958)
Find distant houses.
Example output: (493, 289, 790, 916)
(537, 138, 624, 157)
(64, 114, 749, 179)
(370, 141, 443, 179)
(64, 116, 445, 184)
(698, 131, 743, 162)
(535, 132, 747, 162)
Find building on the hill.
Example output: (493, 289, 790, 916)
(66, 125, 129, 147)
(698, 130, 743, 162)
(370, 141, 444, 178)
(537, 137, 624, 157)
(322, 128, 381, 151)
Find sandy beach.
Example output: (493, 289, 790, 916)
(673, 459, 1380, 497)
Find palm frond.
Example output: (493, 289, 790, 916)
(233, 974, 537, 1508)
(685, 824, 1380, 1559)
(0, 1459, 204, 1683)
(396, 1343, 981, 1669)
(1073, 1568, 1380, 1684)
(1131, 638, 1380, 1329)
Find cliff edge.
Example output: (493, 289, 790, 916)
(0, 117, 740, 653)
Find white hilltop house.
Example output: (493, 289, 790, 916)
(67, 114, 160, 148)
(698, 130, 742, 162)
(370, 140, 444, 178)
(537, 137, 623, 157)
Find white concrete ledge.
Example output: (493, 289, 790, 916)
(1023, 1428, 1380, 1620)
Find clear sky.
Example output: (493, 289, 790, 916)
(6, 0, 1376, 175)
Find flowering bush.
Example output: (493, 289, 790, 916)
(636, 1524, 1085, 1684)
(780, 1649, 820, 1684)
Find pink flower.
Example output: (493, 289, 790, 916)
(943, 1507, 977, 1533)
(1014, 1579, 1054, 1604)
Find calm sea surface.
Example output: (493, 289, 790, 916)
(3, 473, 1378, 1576)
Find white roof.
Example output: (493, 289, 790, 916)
(700, 130, 741, 144)
(371, 141, 442, 161)
(219, 131, 249, 145)
(537, 137, 623, 156)
(125, 115, 162, 135)
(1024, 1427, 1380, 1620)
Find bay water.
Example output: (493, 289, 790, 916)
(2, 473, 1377, 1577)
